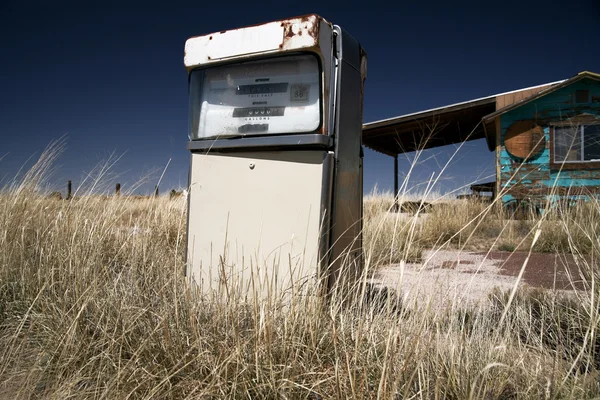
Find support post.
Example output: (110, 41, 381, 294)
(115, 183, 121, 196)
(393, 155, 399, 212)
(154, 185, 159, 197)
(67, 180, 72, 200)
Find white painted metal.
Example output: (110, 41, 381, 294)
(187, 150, 329, 297)
(184, 15, 323, 68)
(187, 21, 284, 64)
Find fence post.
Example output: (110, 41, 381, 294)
(115, 183, 121, 196)
(393, 155, 399, 212)
(154, 185, 159, 197)
(67, 180, 72, 200)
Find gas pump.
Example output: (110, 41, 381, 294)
(184, 14, 366, 298)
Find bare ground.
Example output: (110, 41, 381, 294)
(370, 249, 586, 311)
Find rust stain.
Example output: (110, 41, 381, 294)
(280, 16, 320, 42)
(283, 24, 295, 39)
(309, 21, 319, 39)
(310, 21, 319, 39)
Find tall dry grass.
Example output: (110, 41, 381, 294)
(1, 143, 600, 398)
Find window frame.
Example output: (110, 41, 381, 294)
(550, 122, 600, 170)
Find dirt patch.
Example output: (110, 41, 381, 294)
(440, 260, 474, 269)
(371, 249, 587, 311)
(483, 251, 587, 291)
(371, 250, 517, 310)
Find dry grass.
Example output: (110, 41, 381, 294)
(1, 143, 600, 398)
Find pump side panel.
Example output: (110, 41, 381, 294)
(327, 28, 366, 290)
(187, 150, 328, 297)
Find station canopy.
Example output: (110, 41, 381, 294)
(361, 79, 566, 156)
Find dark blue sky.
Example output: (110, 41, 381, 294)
(1, 0, 599, 197)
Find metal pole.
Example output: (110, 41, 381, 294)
(393, 155, 399, 212)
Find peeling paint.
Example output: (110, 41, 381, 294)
(279, 15, 320, 51)
(499, 78, 600, 206)
(184, 14, 330, 70)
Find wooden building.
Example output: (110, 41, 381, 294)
(362, 71, 600, 210)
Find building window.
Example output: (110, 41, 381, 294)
(575, 89, 590, 104)
(554, 124, 600, 163)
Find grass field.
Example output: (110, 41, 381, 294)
(1, 145, 600, 398)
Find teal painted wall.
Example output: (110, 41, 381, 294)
(499, 78, 600, 208)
